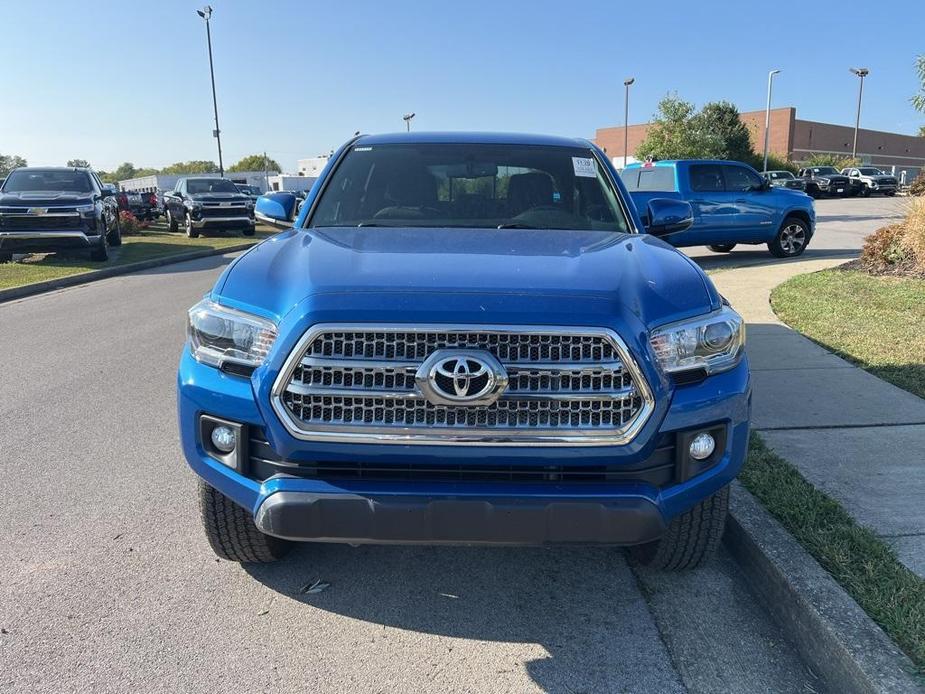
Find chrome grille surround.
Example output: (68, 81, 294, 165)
(271, 324, 655, 446)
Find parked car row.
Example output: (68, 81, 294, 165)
(0, 166, 257, 262)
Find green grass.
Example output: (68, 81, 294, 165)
(0, 221, 277, 291)
(741, 434, 925, 672)
(770, 268, 925, 399)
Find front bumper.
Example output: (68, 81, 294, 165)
(0, 230, 96, 252)
(190, 215, 254, 229)
(178, 349, 751, 546)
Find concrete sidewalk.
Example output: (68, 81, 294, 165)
(711, 258, 925, 578)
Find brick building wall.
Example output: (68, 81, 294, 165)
(594, 106, 924, 175)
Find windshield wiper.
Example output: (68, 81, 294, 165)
(355, 222, 395, 227)
(497, 222, 542, 229)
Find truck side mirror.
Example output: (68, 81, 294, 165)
(646, 199, 693, 237)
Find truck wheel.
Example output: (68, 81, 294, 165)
(630, 485, 728, 570)
(0, 252, 13, 263)
(708, 243, 736, 253)
(243, 225, 256, 237)
(108, 217, 122, 247)
(885, 191, 895, 197)
(90, 224, 110, 262)
(768, 217, 808, 258)
(166, 209, 178, 232)
(185, 212, 199, 239)
(861, 186, 871, 198)
(198, 481, 291, 563)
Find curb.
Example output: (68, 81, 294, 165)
(0, 243, 254, 304)
(725, 482, 923, 694)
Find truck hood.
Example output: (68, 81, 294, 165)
(188, 192, 250, 203)
(215, 227, 719, 330)
(861, 174, 898, 183)
(0, 191, 94, 207)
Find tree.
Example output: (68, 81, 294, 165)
(229, 154, 281, 173)
(918, 125, 925, 138)
(161, 160, 220, 174)
(67, 158, 90, 168)
(635, 95, 708, 161)
(693, 101, 753, 162)
(0, 154, 28, 176)
(912, 55, 925, 114)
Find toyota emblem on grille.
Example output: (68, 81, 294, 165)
(416, 349, 508, 406)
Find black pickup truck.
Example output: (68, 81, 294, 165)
(0, 167, 121, 262)
(797, 166, 854, 198)
(162, 177, 255, 238)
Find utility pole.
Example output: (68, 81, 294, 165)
(763, 70, 781, 172)
(849, 68, 869, 160)
(623, 78, 635, 169)
(263, 151, 269, 192)
(197, 6, 224, 176)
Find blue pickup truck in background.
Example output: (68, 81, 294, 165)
(621, 160, 815, 257)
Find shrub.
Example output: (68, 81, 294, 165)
(118, 210, 142, 236)
(909, 171, 925, 196)
(749, 151, 798, 174)
(802, 152, 861, 171)
(904, 198, 925, 267)
(860, 224, 915, 274)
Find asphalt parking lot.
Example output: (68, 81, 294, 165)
(0, 196, 905, 693)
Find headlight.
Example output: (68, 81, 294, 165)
(650, 306, 745, 375)
(76, 204, 95, 215)
(817, 178, 830, 184)
(187, 299, 277, 369)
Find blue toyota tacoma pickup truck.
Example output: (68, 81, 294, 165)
(179, 133, 750, 570)
(621, 159, 815, 257)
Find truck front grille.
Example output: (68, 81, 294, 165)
(272, 325, 654, 445)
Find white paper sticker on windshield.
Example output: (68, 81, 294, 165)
(572, 157, 597, 178)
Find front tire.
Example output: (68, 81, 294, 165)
(708, 243, 736, 253)
(198, 481, 291, 563)
(0, 252, 13, 263)
(89, 223, 109, 261)
(861, 185, 871, 198)
(630, 485, 729, 570)
(166, 209, 178, 232)
(243, 225, 256, 237)
(768, 216, 809, 258)
(108, 216, 122, 246)
(185, 212, 199, 238)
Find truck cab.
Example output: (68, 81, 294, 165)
(621, 160, 814, 257)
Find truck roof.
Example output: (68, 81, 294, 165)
(355, 131, 591, 148)
(623, 159, 748, 169)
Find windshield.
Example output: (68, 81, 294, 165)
(236, 185, 260, 194)
(186, 178, 239, 194)
(858, 167, 885, 175)
(811, 167, 838, 175)
(770, 171, 793, 179)
(620, 166, 676, 192)
(309, 143, 630, 232)
(3, 169, 93, 193)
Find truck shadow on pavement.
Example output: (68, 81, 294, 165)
(690, 247, 857, 274)
(243, 543, 687, 692)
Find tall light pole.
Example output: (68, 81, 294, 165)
(762, 69, 781, 172)
(849, 68, 869, 160)
(197, 5, 224, 177)
(403, 112, 415, 132)
(623, 77, 635, 168)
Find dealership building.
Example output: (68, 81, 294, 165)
(595, 106, 925, 182)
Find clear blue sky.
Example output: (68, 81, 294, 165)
(2, 0, 923, 172)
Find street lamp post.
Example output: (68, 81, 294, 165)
(762, 69, 781, 173)
(197, 5, 224, 177)
(403, 113, 415, 132)
(849, 68, 869, 160)
(623, 77, 635, 168)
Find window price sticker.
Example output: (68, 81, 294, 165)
(572, 157, 598, 178)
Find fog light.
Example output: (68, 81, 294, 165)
(210, 425, 237, 453)
(689, 432, 715, 460)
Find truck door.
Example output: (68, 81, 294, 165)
(683, 164, 736, 244)
(721, 164, 776, 241)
